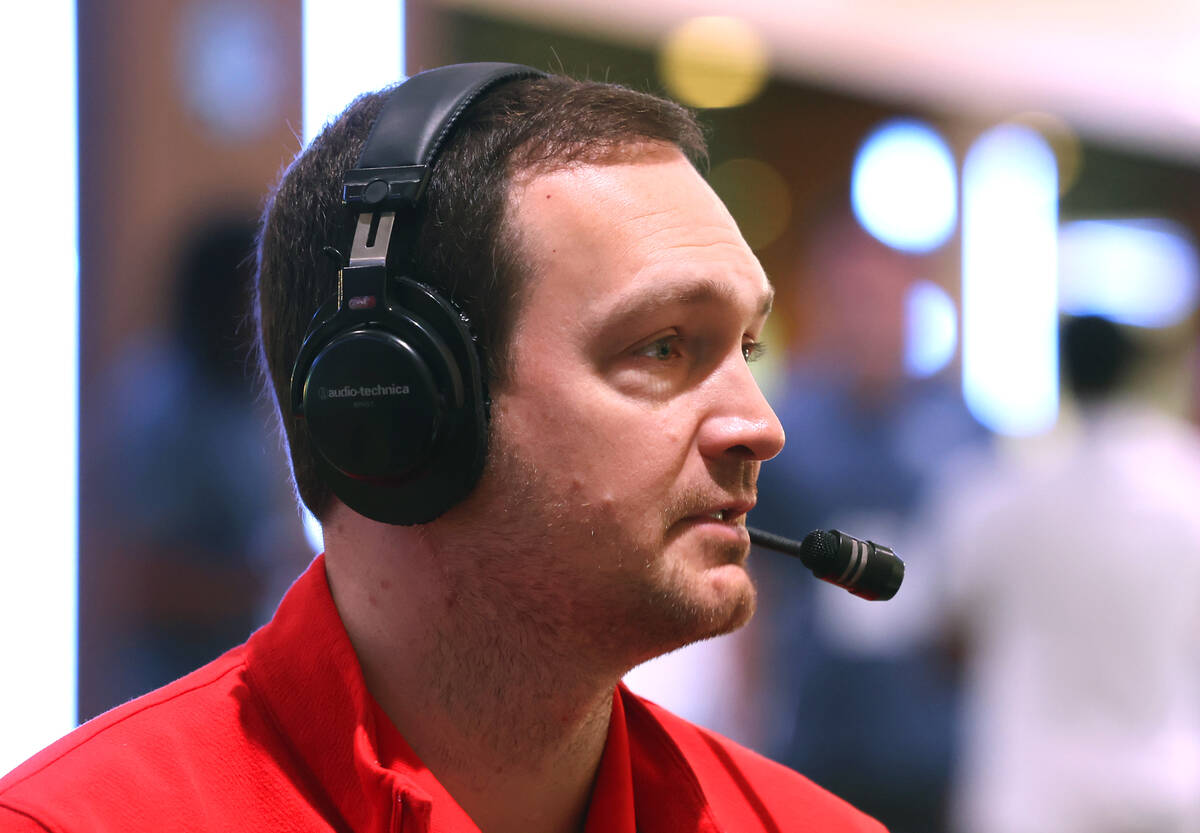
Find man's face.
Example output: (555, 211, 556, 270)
(455, 143, 784, 665)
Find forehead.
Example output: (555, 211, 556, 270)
(507, 145, 773, 333)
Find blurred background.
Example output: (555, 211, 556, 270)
(3, 1, 1199, 831)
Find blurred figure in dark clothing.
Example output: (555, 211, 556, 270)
(86, 215, 310, 713)
(748, 207, 986, 833)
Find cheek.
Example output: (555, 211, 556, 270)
(496, 362, 697, 506)
(578, 412, 694, 529)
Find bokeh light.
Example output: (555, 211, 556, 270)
(659, 16, 768, 109)
(962, 124, 1059, 436)
(0, 0, 78, 772)
(1011, 111, 1083, 196)
(177, 2, 285, 141)
(852, 119, 958, 253)
(303, 0, 404, 143)
(905, 279, 958, 378)
(1059, 218, 1198, 328)
(708, 158, 792, 251)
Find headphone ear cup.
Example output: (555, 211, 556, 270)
(285, 64, 545, 524)
(293, 278, 488, 525)
(301, 327, 445, 480)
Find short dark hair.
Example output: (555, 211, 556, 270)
(1060, 314, 1136, 402)
(254, 72, 707, 521)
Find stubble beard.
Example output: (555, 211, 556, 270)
(457, 422, 758, 677)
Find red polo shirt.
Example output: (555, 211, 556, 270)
(0, 556, 885, 832)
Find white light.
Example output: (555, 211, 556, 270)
(852, 119, 958, 253)
(962, 124, 1059, 436)
(905, 280, 958, 378)
(303, 508, 325, 554)
(303, 0, 404, 143)
(1059, 219, 1198, 328)
(299, 0, 399, 557)
(0, 0, 78, 772)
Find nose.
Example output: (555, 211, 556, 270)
(697, 359, 786, 463)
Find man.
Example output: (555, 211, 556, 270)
(1, 65, 885, 832)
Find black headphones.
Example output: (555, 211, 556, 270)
(289, 63, 545, 525)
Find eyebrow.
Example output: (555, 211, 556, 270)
(597, 277, 775, 331)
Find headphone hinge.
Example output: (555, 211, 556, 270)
(343, 165, 428, 209)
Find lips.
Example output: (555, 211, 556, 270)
(686, 498, 756, 526)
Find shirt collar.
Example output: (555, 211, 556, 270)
(246, 555, 719, 833)
(621, 685, 722, 832)
(583, 687, 636, 833)
(246, 555, 471, 832)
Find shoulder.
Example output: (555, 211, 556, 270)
(0, 806, 49, 832)
(0, 646, 291, 832)
(625, 691, 887, 832)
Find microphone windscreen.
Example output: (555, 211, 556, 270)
(799, 529, 904, 601)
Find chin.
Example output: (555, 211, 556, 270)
(702, 568, 758, 635)
(668, 563, 758, 647)
(577, 531, 760, 663)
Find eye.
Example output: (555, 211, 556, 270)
(635, 334, 683, 361)
(742, 340, 767, 363)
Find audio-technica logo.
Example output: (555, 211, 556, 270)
(319, 383, 411, 400)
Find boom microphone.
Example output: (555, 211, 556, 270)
(747, 527, 904, 601)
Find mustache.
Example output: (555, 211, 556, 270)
(662, 463, 760, 527)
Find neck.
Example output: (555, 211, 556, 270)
(323, 511, 622, 833)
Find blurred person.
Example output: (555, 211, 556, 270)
(82, 215, 311, 711)
(748, 205, 986, 832)
(932, 315, 1200, 833)
(0, 65, 887, 832)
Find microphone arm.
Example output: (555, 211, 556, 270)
(747, 527, 905, 601)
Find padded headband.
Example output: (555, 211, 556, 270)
(343, 62, 546, 211)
